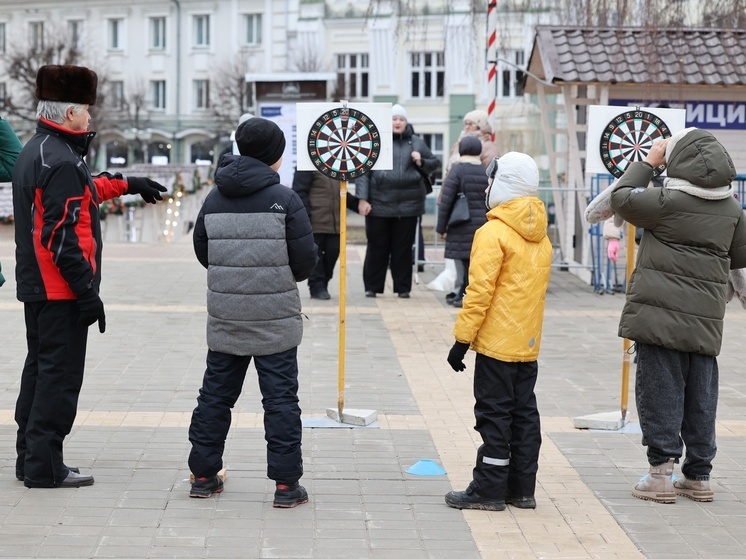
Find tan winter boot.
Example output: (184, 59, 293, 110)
(673, 476, 714, 502)
(632, 459, 676, 503)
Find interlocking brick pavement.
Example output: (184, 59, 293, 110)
(0, 225, 745, 558)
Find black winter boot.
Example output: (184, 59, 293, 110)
(273, 482, 308, 508)
(445, 484, 505, 511)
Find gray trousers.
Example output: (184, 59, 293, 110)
(636, 343, 718, 480)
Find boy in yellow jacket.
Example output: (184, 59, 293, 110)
(445, 152, 552, 511)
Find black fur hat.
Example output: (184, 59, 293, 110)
(35, 65, 98, 105)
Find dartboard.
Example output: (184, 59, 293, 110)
(307, 107, 381, 180)
(600, 110, 671, 178)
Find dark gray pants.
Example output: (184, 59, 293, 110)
(636, 343, 717, 480)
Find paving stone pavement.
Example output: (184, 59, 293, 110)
(0, 225, 746, 559)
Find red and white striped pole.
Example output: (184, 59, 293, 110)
(486, 0, 498, 142)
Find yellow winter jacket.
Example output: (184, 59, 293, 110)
(454, 196, 552, 362)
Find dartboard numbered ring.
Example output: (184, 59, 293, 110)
(600, 110, 672, 178)
(308, 107, 381, 181)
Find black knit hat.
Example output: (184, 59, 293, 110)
(235, 118, 286, 166)
(35, 65, 98, 105)
(459, 135, 482, 156)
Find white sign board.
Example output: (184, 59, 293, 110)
(258, 103, 297, 187)
(586, 105, 686, 177)
(296, 102, 393, 179)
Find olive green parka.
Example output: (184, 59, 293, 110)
(610, 129, 746, 356)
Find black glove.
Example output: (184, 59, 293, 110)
(127, 176, 167, 204)
(447, 341, 470, 372)
(77, 289, 106, 333)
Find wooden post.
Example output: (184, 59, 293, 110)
(337, 180, 348, 420)
(621, 221, 636, 421)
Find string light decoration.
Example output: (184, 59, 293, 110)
(162, 173, 185, 242)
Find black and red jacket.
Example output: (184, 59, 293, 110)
(12, 119, 129, 302)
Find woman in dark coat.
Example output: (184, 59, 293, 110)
(355, 104, 438, 298)
(436, 136, 489, 306)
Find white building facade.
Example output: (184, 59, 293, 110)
(0, 0, 547, 174)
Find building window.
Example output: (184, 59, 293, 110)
(0, 23, 6, 54)
(150, 17, 166, 50)
(194, 79, 209, 110)
(150, 80, 166, 110)
(410, 52, 445, 99)
(499, 50, 526, 99)
(67, 20, 83, 50)
(29, 21, 44, 51)
(108, 18, 124, 51)
(193, 15, 210, 48)
(109, 81, 125, 110)
(244, 14, 262, 46)
(336, 54, 369, 99)
(420, 133, 444, 182)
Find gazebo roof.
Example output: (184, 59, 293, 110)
(526, 27, 746, 91)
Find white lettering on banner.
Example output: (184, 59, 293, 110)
(688, 103, 705, 123)
(706, 104, 726, 127)
(728, 104, 746, 125)
(687, 102, 746, 129)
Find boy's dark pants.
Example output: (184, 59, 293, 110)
(471, 354, 541, 499)
(188, 347, 303, 484)
(635, 343, 717, 480)
(16, 301, 87, 487)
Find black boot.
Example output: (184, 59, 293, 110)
(445, 484, 505, 511)
(273, 482, 308, 508)
(189, 475, 224, 498)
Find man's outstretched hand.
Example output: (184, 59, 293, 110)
(447, 341, 470, 372)
(127, 177, 167, 204)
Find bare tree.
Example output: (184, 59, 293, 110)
(0, 23, 108, 124)
(209, 56, 254, 129)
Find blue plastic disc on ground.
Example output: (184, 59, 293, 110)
(406, 459, 447, 476)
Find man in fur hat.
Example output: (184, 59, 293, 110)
(12, 64, 167, 488)
(609, 129, 746, 504)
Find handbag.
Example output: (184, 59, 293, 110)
(414, 164, 434, 194)
(447, 192, 470, 227)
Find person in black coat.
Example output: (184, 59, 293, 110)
(292, 169, 369, 300)
(354, 104, 439, 298)
(436, 135, 489, 306)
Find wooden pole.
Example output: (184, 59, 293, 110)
(620, 221, 636, 421)
(337, 180, 348, 420)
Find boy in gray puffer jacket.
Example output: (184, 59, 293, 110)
(610, 128, 746, 504)
(188, 118, 317, 507)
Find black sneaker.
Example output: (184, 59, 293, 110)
(398, 292, 410, 299)
(310, 288, 331, 300)
(273, 483, 308, 508)
(190, 475, 224, 498)
(506, 495, 536, 509)
(445, 486, 505, 511)
(365, 290, 376, 298)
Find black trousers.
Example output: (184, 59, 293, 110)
(188, 347, 303, 484)
(16, 301, 88, 487)
(471, 354, 542, 500)
(363, 215, 417, 294)
(308, 232, 340, 293)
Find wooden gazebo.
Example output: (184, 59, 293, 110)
(525, 27, 746, 275)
